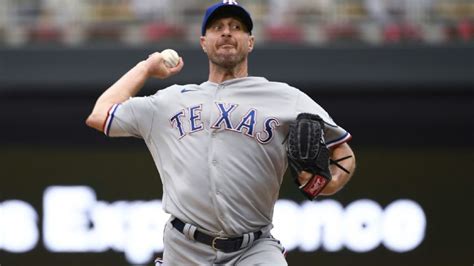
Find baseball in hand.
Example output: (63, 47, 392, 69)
(161, 49, 180, 68)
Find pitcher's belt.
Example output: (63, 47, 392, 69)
(171, 217, 262, 253)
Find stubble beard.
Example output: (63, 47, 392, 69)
(209, 50, 246, 70)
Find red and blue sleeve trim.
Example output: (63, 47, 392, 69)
(326, 132, 352, 148)
(103, 103, 120, 136)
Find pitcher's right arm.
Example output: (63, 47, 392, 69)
(85, 52, 183, 132)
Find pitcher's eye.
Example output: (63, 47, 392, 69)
(231, 24, 241, 30)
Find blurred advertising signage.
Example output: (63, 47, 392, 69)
(0, 186, 426, 264)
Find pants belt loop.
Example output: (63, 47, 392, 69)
(183, 223, 197, 241)
(239, 232, 255, 249)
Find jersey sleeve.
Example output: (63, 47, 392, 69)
(103, 96, 155, 138)
(295, 90, 352, 148)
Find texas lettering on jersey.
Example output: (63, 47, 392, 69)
(169, 102, 280, 144)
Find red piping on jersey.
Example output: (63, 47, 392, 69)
(327, 133, 352, 149)
(102, 104, 116, 133)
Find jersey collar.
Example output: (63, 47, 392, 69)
(201, 76, 268, 87)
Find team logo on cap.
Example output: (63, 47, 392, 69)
(223, 0, 238, 5)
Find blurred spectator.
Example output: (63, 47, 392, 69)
(31, 0, 82, 43)
(131, 0, 171, 22)
(323, 0, 364, 43)
(263, 0, 310, 43)
(435, 0, 474, 42)
(2, 0, 41, 45)
(444, 19, 474, 41)
(365, 0, 432, 42)
(264, 0, 303, 43)
(457, 19, 473, 41)
(266, 0, 295, 27)
(364, 0, 432, 24)
(130, 0, 185, 42)
(364, 0, 432, 42)
(8, 0, 41, 26)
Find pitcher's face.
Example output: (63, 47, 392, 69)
(200, 17, 254, 69)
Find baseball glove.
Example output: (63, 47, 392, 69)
(287, 113, 331, 200)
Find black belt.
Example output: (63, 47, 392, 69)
(171, 218, 262, 253)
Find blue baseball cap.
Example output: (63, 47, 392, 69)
(201, 1, 253, 36)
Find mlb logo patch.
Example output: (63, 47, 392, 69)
(223, 0, 239, 5)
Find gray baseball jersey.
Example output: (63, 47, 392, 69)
(105, 76, 351, 237)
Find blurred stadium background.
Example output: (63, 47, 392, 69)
(0, 0, 473, 265)
(1, 0, 474, 45)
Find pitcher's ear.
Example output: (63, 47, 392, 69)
(248, 36, 255, 52)
(200, 36, 207, 53)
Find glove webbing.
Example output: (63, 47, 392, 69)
(329, 155, 353, 174)
(285, 131, 353, 175)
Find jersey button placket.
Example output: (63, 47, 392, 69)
(210, 83, 228, 230)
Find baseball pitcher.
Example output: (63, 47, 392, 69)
(86, 1, 356, 265)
